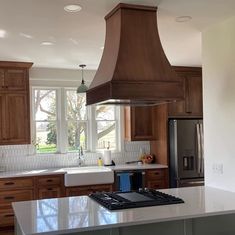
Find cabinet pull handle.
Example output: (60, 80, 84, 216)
(154, 172, 160, 175)
(47, 188, 53, 191)
(46, 179, 53, 182)
(4, 182, 14, 186)
(4, 196, 15, 200)
(4, 214, 14, 218)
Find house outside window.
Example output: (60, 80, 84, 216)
(32, 87, 120, 154)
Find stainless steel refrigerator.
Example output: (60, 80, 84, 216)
(169, 119, 204, 188)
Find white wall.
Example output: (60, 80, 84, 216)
(202, 16, 235, 191)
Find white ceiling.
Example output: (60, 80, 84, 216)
(0, 0, 235, 69)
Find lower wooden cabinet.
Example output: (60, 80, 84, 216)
(66, 184, 113, 197)
(37, 187, 62, 199)
(145, 169, 168, 189)
(35, 175, 64, 199)
(0, 208, 15, 227)
(0, 174, 64, 228)
(0, 177, 34, 228)
(0, 189, 34, 208)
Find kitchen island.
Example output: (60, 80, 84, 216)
(13, 186, 235, 235)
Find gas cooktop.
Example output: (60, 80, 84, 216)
(89, 189, 184, 210)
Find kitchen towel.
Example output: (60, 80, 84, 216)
(119, 173, 131, 192)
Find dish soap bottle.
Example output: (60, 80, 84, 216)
(98, 157, 103, 166)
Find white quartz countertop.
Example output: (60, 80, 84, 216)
(0, 164, 167, 179)
(12, 186, 235, 235)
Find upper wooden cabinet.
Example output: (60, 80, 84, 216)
(168, 67, 203, 118)
(124, 106, 156, 141)
(0, 61, 33, 145)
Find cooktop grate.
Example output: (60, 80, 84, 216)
(89, 189, 184, 210)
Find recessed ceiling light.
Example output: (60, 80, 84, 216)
(175, 16, 192, 23)
(100, 46, 104, 50)
(64, 4, 82, 13)
(0, 29, 7, 38)
(41, 41, 54, 46)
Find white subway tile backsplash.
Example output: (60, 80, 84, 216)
(0, 141, 150, 171)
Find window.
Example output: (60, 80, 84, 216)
(66, 90, 87, 151)
(32, 88, 120, 153)
(34, 89, 57, 153)
(96, 106, 116, 150)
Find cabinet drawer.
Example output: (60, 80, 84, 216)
(66, 186, 91, 197)
(0, 208, 14, 227)
(146, 180, 166, 189)
(0, 178, 33, 190)
(36, 175, 62, 187)
(0, 189, 33, 207)
(37, 187, 62, 199)
(146, 169, 165, 180)
(92, 184, 112, 193)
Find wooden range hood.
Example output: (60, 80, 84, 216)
(86, 3, 184, 106)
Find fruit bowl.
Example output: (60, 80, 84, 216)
(141, 154, 154, 164)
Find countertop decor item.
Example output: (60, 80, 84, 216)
(77, 64, 88, 93)
(103, 144, 112, 166)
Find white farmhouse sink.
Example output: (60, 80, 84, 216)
(64, 166, 114, 187)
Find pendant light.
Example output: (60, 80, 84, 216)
(77, 64, 88, 93)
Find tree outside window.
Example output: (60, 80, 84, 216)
(33, 88, 119, 153)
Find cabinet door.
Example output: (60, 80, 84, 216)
(168, 75, 186, 116)
(0, 189, 34, 208)
(92, 184, 113, 193)
(66, 186, 91, 197)
(0, 69, 4, 89)
(125, 106, 155, 141)
(186, 75, 203, 116)
(168, 75, 203, 118)
(37, 187, 62, 199)
(5, 93, 30, 144)
(146, 180, 166, 189)
(0, 94, 6, 142)
(4, 69, 27, 91)
(145, 169, 168, 189)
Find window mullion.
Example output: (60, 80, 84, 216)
(59, 88, 67, 153)
(89, 105, 96, 152)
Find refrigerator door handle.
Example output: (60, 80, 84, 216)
(196, 123, 202, 174)
(200, 123, 204, 175)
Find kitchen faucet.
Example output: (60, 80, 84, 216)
(78, 146, 84, 167)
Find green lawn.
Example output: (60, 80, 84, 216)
(36, 144, 57, 153)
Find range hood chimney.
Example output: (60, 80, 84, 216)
(86, 3, 184, 106)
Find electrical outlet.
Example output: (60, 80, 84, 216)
(212, 163, 224, 175)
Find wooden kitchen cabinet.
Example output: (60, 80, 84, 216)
(0, 208, 15, 227)
(66, 184, 113, 197)
(37, 187, 62, 199)
(145, 169, 168, 189)
(124, 106, 156, 141)
(35, 175, 64, 199)
(0, 61, 33, 145)
(0, 68, 27, 91)
(0, 177, 34, 228)
(168, 67, 203, 118)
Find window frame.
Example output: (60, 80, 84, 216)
(32, 86, 121, 154)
